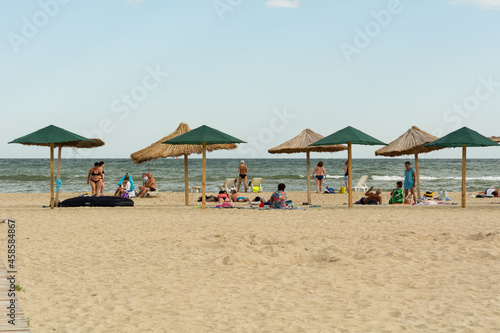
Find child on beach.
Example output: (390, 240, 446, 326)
(389, 181, 404, 204)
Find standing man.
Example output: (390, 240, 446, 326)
(404, 161, 416, 204)
(237, 160, 248, 193)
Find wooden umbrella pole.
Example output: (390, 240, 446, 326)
(306, 151, 311, 205)
(50, 143, 55, 209)
(184, 154, 189, 206)
(415, 153, 420, 201)
(462, 144, 466, 208)
(202, 142, 207, 210)
(56, 146, 62, 206)
(348, 142, 352, 208)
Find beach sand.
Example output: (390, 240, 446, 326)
(1, 191, 499, 332)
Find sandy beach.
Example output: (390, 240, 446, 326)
(1, 191, 499, 332)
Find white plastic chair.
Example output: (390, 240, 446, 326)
(353, 175, 369, 192)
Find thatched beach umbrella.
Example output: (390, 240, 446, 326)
(310, 126, 387, 208)
(268, 129, 347, 204)
(375, 126, 443, 200)
(130, 123, 238, 206)
(164, 125, 245, 209)
(488, 136, 500, 143)
(8, 125, 104, 209)
(426, 127, 499, 208)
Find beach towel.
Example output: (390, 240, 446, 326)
(55, 178, 62, 192)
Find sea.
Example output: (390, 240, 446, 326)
(0, 158, 499, 194)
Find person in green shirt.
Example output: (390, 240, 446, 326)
(389, 181, 404, 204)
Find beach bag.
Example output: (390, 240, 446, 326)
(339, 187, 346, 194)
(253, 186, 259, 193)
(127, 191, 136, 198)
(423, 191, 433, 198)
(121, 192, 129, 198)
(285, 200, 294, 208)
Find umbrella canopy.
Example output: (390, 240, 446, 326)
(426, 127, 499, 208)
(310, 126, 387, 146)
(163, 125, 246, 145)
(9, 125, 103, 209)
(375, 126, 443, 200)
(164, 125, 246, 209)
(426, 127, 499, 148)
(310, 126, 387, 207)
(9, 124, 94, 147)
(268, 129, 347, 154)
(131, 123, 237, 164)
(130, 123, 238, 206)
(375, 126, 442, 156)
(268, 129, 347, 204)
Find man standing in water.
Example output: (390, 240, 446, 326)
(237, 160, 248, 193)
(404, 161, 416, 204)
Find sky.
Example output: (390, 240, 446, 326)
(1, 0, 500, 159)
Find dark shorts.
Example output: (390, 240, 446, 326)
(360, 197, 365, 204)
(150, 188, 156, 192)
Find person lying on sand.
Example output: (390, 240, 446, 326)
(217, 190, 231, 203)
(355, 186, 382, 205)
(480, 188, 499, 197)
(231, 190, 250, 202)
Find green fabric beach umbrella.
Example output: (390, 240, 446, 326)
(9, 125, 100, 209)
(163, 125, 246, 209)
(426, 126, 499, 208)
(310, 126, 387, 207)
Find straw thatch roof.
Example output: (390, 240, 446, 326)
(64, 138, 104, 149)
(489, 136, 500, 143)
(375, 126, 443, 156)
(268, 129, 347, 154)
(130, 123, 238, 164)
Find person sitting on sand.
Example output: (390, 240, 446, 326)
(217, 190, 231, 202)
(269, 183, 288, 208)
(355, 186, 382, 205)
(114, 174, 132, 197)
(231, 190, 250, 202)
(389, 181, 404, 204)
(136, 172, 157, 198)
(87, 162, 103, 196)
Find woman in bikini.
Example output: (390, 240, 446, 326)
(312, 161, 326, 193)
(87, 162, 103, 196)
(237, 160, 248, 192)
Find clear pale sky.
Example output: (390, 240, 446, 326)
(1, 0, 500, 159)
